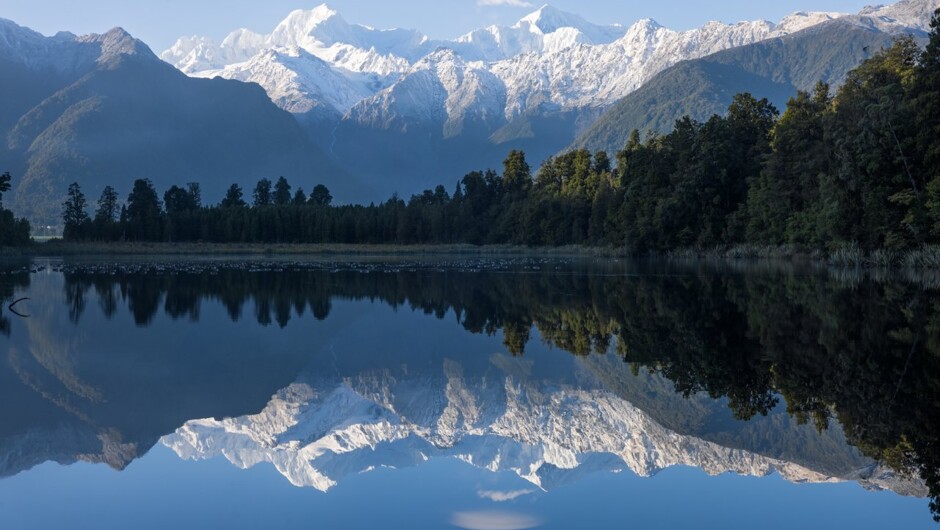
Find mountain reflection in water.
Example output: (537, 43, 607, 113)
(0, 257, 938, 524)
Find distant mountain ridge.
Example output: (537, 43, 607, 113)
(160, 4, 878, 123)
(572, 16, 927, 154)
(0, 19, 356, 226)
(160, 0, 940, 199)
(0, 1, 936, 222)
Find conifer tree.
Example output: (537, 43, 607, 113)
(253, 178, 272, 207)
(274, 176, 292, 206)
(221, 184, 246, 208)
(62, 182, 90, 241)
(126, 179, 162, 241)
(309, 184, 332, 207)
(0, 171, 11, 208)
(293, 188, 307, 206)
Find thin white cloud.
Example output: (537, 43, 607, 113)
(451, 510, 543, 530)
(477, 489, 537, 502)
(477, 0, 534, 7)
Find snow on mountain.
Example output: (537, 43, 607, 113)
(452, 4, 628, 61)
(194, 46, 375, 117)
(480, 10, 863, 119)
(489, 16, 799, 118)
(774, 11, 846, 33)
(160, 32, 263, 73)
(160, 4, 434, 120)
(861, 0, 940, 29)
(348, 49, 507, 137)
(159, 1, 940, 133)
(162, 4, 427, 78)
(161, 361, 927, 496)
(0, 18, 60, 66)
(152, 0, 938, 184)
(267, 5, 431, 62)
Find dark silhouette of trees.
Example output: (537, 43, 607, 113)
(221, 184, 246, 209)
(58, 27, 940, 254)
(125, 179, 162, 241)
(309, 184, 332, 207)
(252, 178, 272, 207)
(95, 186, 119, 223)
(0, 172, 30, 247)
(164, 183, 202, 242)
(274, 176, 292, 206)
(0, 172, 10, 204)
(918, 10, 940, 242)
(62, 183, 90, 240)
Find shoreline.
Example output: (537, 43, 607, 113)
(4, 241, 939, 270)
(13, 241, 625, 258)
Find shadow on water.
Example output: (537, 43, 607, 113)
(1, 256, 939, 521)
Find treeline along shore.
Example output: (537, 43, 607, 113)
(3, 11, 940, 266)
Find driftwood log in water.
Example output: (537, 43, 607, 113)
(7, 297, 29, 318)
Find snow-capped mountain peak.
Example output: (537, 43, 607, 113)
(451, 4, 629, 59)
(301, 3, 340, 25)
(220, 28, 265, 52)
(861, 0, 940, 27)
(157, 0, 939, 157)
(517, 4, 595, 34)
(268, 4, 347, 49)
(774, 11, 846, 33)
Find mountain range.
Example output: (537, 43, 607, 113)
(573, 14, 931, 153)
(0, 20, 355, 226)
(163, 2, 926, 128)
(160, 0, 940, 200)
(0, 0, 938, 226)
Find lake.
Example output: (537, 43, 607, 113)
(0, 256, 937, 529)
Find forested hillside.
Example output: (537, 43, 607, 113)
(574, 18, 915, 155)
(57, 11, 940, 262)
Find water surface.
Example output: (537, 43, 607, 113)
(0, 257, 937, 529)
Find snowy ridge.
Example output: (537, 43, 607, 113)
(861, 0, 940, 27)
(161, 361, 927, 496)
(347, 49, 508, 136)
(162, 5, 425, 77)
(160, 32, 262, 74)
(452, 4, 628, 61)
(193, 46, 375, 116)
(159, 0, 938, 132)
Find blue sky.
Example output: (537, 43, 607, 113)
(4, 0, 877, 52)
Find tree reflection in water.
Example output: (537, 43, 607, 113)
(7, 258, 940, 521)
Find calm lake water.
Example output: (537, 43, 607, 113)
(0, 256, 938, 529)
